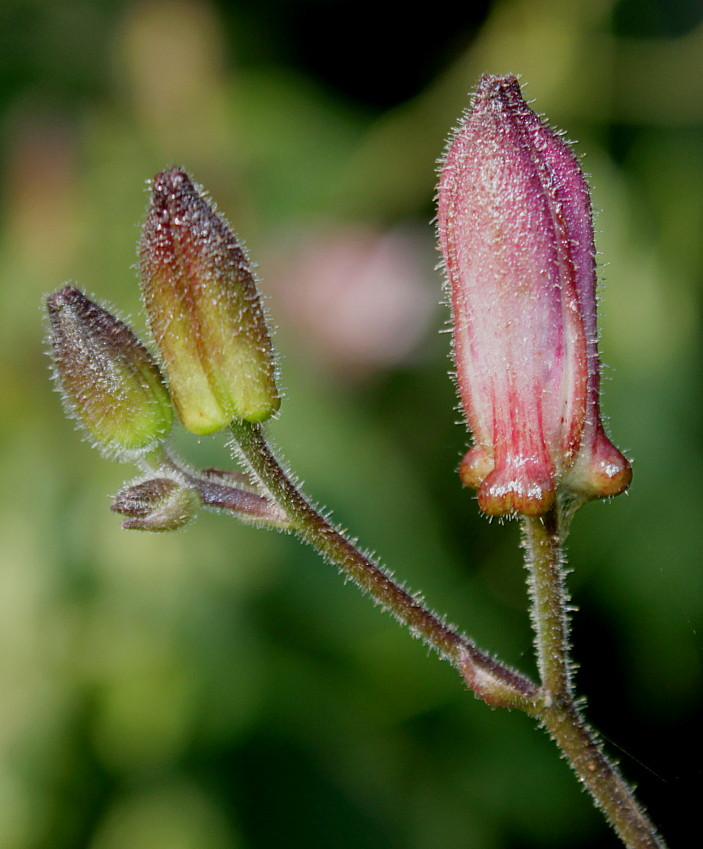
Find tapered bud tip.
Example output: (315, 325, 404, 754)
(140, 167, 280, 433)
(152, 166, 191, 196)
(47, 284, 81, 313)
(148, 168, 194, 225)
(475, 73, 521, 100)
(112, 476, 200, 531)
(46, 284, 173, 459)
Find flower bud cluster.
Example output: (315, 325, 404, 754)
(46, 168, 281, 530)
(47, 81, 633, 530)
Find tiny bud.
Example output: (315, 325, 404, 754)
(139, 167, 280, 434)
(112, 476, 200, 531)
(438, 75, 631, 516)
(46, 285, 173, 459)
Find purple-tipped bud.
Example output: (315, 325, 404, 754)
(437, 75, 631, 516)
(46, 285, 173, 459)
(112, 476, 200, 531)
(139, 168, 280, 434)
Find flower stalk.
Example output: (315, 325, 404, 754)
(229, 417, 538, 711)
(540, 702, 666, 849)
(520, 506, 665, 849)
(523, 508, 572, 701)
(226, 418, 666, 849)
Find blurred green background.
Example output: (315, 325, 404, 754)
(1, 0, 702, 846)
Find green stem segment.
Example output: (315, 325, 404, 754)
(523, 510, 666, 849)
(230, 419, 538, 710)
(523, 510, 572, 701)
(541, 703, 666, 849)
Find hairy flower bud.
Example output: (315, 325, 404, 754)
(438, 74, 631, 516)
(46, 285, 173, 459)
(139, 167, 280, 434)
(112, 476, 200, 530)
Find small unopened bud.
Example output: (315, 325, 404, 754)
(112, 476, 200, 530)
(46, 285, 173, 459)
(139, 167, 280, 434)
(438, 75, 631, 516)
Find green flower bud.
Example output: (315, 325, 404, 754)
(112, 475, 200, 531)
(46, 285, 173, 459)
(139, 168, 280, 434)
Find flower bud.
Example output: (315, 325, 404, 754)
(46, 285, 173, 459)
(139, 167, 280, 434)
(112, 476, 200, 531)
(437, 74, 631, 516)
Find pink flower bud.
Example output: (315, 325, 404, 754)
(437, 74, 631, 516)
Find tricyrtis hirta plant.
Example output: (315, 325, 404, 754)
(46, 75, 666, 849)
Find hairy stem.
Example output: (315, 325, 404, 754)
(230, 418, 538, 710)
(228, 420, 664, 847)
(523, 510, 666, 849)
(523, 509, 572, 700)
(139, 447, 290, 526)
(541, 702, 666, 849)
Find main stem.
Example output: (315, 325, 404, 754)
(230, 419, 665, 848)
(230, 418, 538, 709)
(523, 511, 666, 849)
